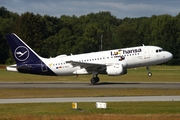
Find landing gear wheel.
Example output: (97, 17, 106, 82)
(148, 72, 152, 77)
(96, 77, 99, 83)
(90, 78, 96, 85)
(90, 77, 99, 85)
(146, 66, 152, 77)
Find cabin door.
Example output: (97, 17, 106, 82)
(144, 47, 150, 59)
(41, 62, 48, 72)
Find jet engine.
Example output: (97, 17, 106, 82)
(106, 64, 127, 76)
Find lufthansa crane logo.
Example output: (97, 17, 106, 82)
(14, 46, 29, 61)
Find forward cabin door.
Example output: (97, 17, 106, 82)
(144, 46, 150, 59)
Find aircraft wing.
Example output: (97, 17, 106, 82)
(66, 60, 106, 72)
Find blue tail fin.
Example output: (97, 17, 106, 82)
(6, 33, 56, 75)
(6, 33, 41, 65)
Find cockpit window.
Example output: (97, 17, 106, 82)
(156, 49, 164, 53)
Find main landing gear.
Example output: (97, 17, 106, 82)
(90, 72, 99, 84)
(146, 66, 152, 77)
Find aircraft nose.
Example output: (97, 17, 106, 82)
(166, 52, 173, 61)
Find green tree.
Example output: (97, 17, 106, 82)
(15, 12, 47, 56)
(114, 24, 140, 48)
(0, 6, 18, 64)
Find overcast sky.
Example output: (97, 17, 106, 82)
(1, 0, 180, 18)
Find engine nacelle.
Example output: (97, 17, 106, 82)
(106, 64, 127, 76)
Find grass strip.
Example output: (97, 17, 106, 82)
(0, 88, 180, 98)
(0, 102, 180, 120)
(0, 66, 180, 82)
(1, 114, 180, 120)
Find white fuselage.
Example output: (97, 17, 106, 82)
(41, 45, 172, 76)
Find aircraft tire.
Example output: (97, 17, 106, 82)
(90, 77, 99, 84)
(96, 77, 100, 83)
(91, 78, 96, 84)
(148, 72, 152, 77)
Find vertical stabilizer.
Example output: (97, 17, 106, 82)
(6, 33, 41, 65)
(6, 33, 56, 75)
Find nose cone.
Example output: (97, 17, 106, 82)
(165, 52, 173, 61)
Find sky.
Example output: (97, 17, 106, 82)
(1, 0, 180, 18)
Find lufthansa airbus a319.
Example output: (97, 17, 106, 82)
(6, 33, 173, 84)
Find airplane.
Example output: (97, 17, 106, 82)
(6, 33, 173, 84)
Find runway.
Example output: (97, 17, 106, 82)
(0, 96, 180, 104)
(0, 82, 180, 104)
(0, 82, 180, 89)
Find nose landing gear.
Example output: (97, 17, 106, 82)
(146, 66, 152, 77)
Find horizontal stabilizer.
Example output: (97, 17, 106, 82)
(6, 64, 18, 72)
(6, 64, 33, 73)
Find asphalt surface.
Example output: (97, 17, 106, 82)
(0, 82, 179, 104)
(0, 96, 179, 104)
(0, 82, 180, 89)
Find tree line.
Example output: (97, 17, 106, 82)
(0, 6, 180, 65)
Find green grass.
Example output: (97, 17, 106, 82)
(0, 102, 179, 116)
(0, 65, 180, 82)
(1, 88, 180, 98)
(0, 102, 180, 120)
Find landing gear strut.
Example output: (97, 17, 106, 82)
(90, 72, 100, 84)
(146, 66, 152, 77)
